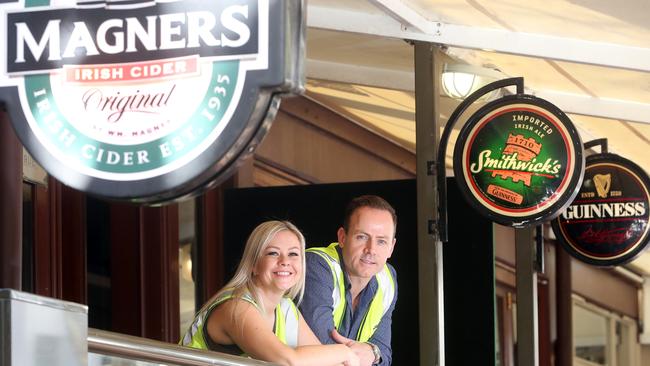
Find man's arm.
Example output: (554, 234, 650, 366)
(299, 251, 338, 344)
(367, 265, 398, 366)
(330, 265, 398, 366)
(331, 329, 376, 366)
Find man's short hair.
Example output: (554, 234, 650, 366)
(343, 195, 397, 234)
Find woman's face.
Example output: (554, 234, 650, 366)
(253, 230, 302, 295)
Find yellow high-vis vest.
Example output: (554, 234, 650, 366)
(180, 288, 299, 352)
(307, 243, 395, 342)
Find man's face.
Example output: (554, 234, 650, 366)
(338, 207, 396, 281)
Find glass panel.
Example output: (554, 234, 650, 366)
(89, 353, 168, 366)
(178, 198, 196, 336)
(573, 304, 608, 365)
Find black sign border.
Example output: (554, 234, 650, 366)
(551, 153, 650, 266)
(453, 94, 585, 227)
(1, 0, 304, 204)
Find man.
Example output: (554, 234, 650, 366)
(301, 195, 398, 366)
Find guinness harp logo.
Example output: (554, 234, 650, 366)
(594, 174, 612, 198)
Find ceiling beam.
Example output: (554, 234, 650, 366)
(367, 0, 437, 33)
(306, 59, 414, 91)
(533, 90, 650, 126)
(307, 4, 650, 73)
(306, 58, 650, 125)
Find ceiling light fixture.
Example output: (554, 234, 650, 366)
(441, 63, 505, 101)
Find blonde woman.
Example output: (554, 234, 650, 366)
(181, 220, 359, 366)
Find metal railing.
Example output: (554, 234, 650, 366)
(88, 328, 278, 366)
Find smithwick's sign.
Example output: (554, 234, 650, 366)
(552, 153, 650, 266)
(453, 94, 584, 227)
(0, 0, 304, 203)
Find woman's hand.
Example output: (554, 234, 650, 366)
(332, 330, 374, 366)
(342, 346, 360, 366)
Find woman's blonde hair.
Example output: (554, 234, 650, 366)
(201, 220, 306, 314)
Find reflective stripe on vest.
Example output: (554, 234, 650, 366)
(306, 243, 395, 342)
(180, 289, 300, 351)
(275, 296, 300, 347)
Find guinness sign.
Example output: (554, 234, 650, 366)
(453, 94, 584, 227)
(552, 153, 650, 266)
(1, 0, 304, 203)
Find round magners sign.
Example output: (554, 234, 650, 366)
(453, 94, 584, 227)
(0, 0, 304, 203)
(551, 153, 650, 266)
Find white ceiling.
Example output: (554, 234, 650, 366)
(302, 0, 650, 275)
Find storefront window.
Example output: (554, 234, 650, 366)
(574, 303, 608, 365)
(573, 299, 639, 366)
(616, 317, 639, 366)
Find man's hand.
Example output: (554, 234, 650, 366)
(331, 329, 375, 366)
